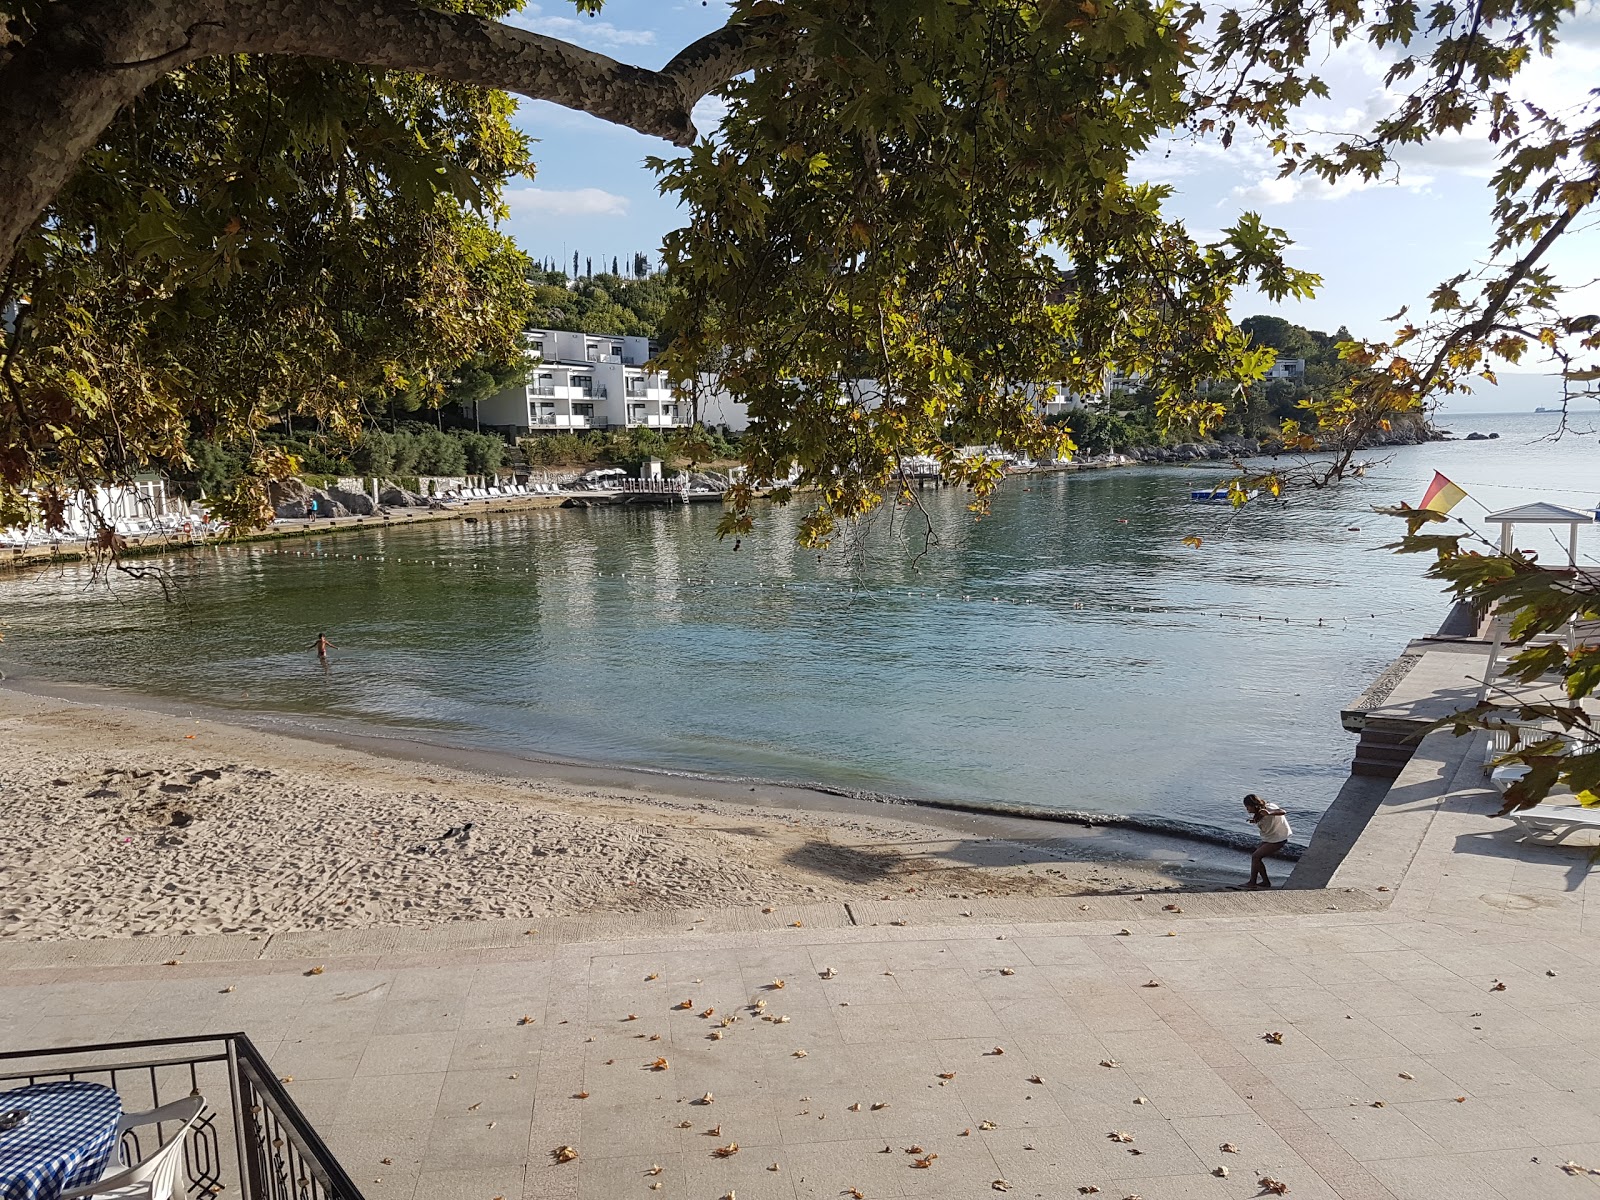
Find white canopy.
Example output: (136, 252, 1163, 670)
(1483, 501, 1593, 563)
(1483, 502, 1594, 525)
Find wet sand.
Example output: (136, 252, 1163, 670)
(0, 684, 1242, 940)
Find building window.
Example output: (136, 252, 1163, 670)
(530, 339, 544, 358)
(611, 343, 623, 356)
(534, 402, 556, 425)
(586, 342, 599, 361)
(573, 374, 593, 396)
(533, 373, 555, 396)
(662, 404, 680, 422)
(627, 403, 646, 423)
(625, 379, 646, 398)
(572, 402, 594, 421)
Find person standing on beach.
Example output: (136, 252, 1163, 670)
(312, 632, 335, 661)
(1243, 794, 1291, 888)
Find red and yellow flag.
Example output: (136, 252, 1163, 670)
(1420, 471, 1468, 514)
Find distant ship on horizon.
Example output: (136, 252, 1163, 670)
(1535, 405, 1558, 412)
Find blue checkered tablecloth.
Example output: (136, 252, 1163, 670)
(0, 1082, 121, 1200)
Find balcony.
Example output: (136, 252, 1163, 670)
(531, 385, 557, 397)
(0, 1034, 365, 1200)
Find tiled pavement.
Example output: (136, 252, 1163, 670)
(5, 727, 1600, 1200)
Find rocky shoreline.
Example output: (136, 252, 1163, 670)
(1120, 415, 1446, 464)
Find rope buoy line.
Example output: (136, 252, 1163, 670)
(249, 545, 1428, 627)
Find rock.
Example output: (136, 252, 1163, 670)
(1466, 431, 1489, 440)
(1489, 431, 1500, 439)
(325, 485, 376, 516)
(268, 478, 312, 519)
(379, 485, 427, 507)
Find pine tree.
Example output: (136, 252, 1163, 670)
(585, 257, 592, 278)
(612, 255, 619, 276)
(572, 250, 579, 277)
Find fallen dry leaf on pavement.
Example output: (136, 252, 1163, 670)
(675, 999, 694, 1009)
(1142, 981, 1161, 988)
(937, 1072, 956, 1080)
(821, 966, 837, 978)
(645, 973, 659, 981)
(1107, 1131, 1134, 1143)
(988, 1047, 1006, 1056)
(999, 968, 1016, 976)
(1077, 1188, 1100, 1195)
(1099, 1059, 1120, 1068)
(305, 966, 324, 976)
(699, 1092, 715, 1105)
(1028, 1075, 1044, 1084)
(701, 1008, 715, 1018)
(771, 979, 786, 989)
(646, 1165, 662, 1176)
(1220, 1143, 1239, 1153)
(1398, 1072, 1414, 1080)
(904, 1145, 924, 1154)
(713, 1142, 740, 1158)
(677, 1121, 692, 1129)
(518, 1015, 535, 1026)
(1213, 1165, 1229, 1177)
(848, 1103, 861, 1111)
(1257, 1177, 1289, 1195)
(552, 1146, 578, 1164)
(1263, 1031, 1285, 1044)
(845, 1189, 863, 1198)
(793, 1049, 808, 1058)
(870, 1101, 889, 1110)
(979, 1120, 997, 1131)
(648, 1057, 669, 1070)
(992, 1179, 1011, 1191)
(911, 1154, 937, 1168)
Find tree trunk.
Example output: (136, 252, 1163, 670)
(0, 0, 770, 278)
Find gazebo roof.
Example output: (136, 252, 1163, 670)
(1482, 502, 1594, 525)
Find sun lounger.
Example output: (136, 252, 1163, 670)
(1506, 804, 1600, 844)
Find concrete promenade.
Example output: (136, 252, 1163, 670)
(5, 726, 1600, 1200)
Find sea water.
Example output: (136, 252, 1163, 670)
(1, 411, 1594, 841)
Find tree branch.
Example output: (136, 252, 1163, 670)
(208, 0, 772, 147)
(0, 0, 775, 279)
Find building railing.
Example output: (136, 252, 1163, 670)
(0, 1034, 365, 1200)
(531, 386, 557, 396)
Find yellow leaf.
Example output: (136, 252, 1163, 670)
(1181, 535, 1203, 549)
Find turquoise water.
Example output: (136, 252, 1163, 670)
(2, 411, 1595, 841)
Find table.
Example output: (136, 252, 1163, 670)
(0, 1082, 121, 1200)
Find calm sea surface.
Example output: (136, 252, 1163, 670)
(2, 411, 1595, 842)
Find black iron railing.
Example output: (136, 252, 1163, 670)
(0, 1034, 365, 1200)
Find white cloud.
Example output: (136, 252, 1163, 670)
(1231, 169, 1432, 206)
(505, 4, 656, 50)
(504, 186, 631, 218)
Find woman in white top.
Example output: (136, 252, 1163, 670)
(1243, 794, 1292, 889)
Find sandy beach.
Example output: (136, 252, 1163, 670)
(0, 687, 1235, 940)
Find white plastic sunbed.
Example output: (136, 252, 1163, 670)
(1506, 805, 1600, 844)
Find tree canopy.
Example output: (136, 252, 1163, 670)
(3, 0, 1593, 543)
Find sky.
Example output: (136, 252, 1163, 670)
(497, 1, 1600, 413)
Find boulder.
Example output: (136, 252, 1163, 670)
(325, 485, 376, 516)
(269, 478, 311, 519)
(379, 485, 427, 507)
(1465, 431, 1489, 441)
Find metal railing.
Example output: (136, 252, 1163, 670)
(0, 1035, 365, 1200)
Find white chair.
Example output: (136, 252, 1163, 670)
(62, 1095, 205, 1200)
(1506, 805, 1600, 845)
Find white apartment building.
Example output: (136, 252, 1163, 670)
(475, 328, 685, 434)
